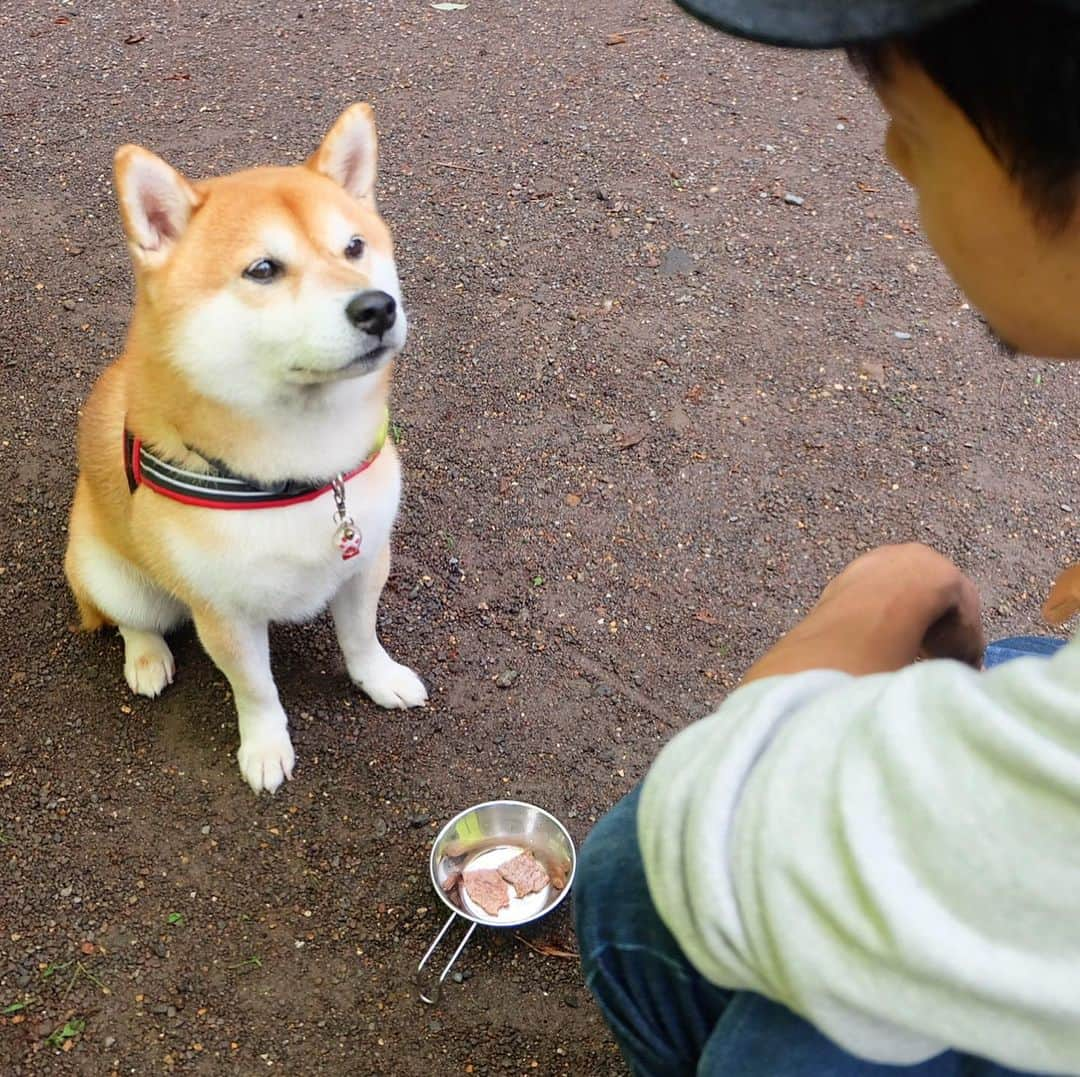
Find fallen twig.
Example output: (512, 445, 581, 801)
(60, 962, 109, 1002)
(434, 160, 485, 173)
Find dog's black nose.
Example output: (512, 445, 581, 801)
(346, 290, 397, 337)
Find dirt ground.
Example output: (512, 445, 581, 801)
(2, 0, 1078, 1074)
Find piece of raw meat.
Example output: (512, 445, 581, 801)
(463, 868, 510, 917)
(498, 851, 550, 898)
(549, 861, 568, 890)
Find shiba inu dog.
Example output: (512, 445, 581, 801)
(64, 104, 427, 794)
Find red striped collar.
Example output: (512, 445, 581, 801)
(123, 414, 389, 511)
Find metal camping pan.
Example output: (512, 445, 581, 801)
(416, 800, 576, 1004)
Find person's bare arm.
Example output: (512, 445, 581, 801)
(741, 543, 984, 685)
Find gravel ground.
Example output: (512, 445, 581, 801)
(2, 0, 1078, 1073)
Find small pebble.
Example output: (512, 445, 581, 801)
(783, 192, 804, 206)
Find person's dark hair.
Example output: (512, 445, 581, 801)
(849, 0, 1080, 230)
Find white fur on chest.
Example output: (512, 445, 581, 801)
(147, 449, 402, 622)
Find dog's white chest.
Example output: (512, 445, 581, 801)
(154, 454, 402, 622)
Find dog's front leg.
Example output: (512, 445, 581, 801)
(331, 541, 428, 709)
(193, 609, 295, 794)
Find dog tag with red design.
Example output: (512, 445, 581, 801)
(331, 475, 362, 560)
(336, 521, 362, 560)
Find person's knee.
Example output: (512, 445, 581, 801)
(575, 790, 729, 1076)
(574, 788, 646, 960)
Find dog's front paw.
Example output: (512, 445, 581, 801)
(352, 650, 428, 709)
(237, 728, 296, 794)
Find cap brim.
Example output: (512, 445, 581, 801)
(672, 0, 979, 48)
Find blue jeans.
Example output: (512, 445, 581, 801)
(574, 637, 1066, 1076)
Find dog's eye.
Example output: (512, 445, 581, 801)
(243, 258, 283, 283)
(344, 236, 365, 260)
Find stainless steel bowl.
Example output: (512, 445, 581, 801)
(416, 800, 576, 1003)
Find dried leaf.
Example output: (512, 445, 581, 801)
(606, 27, 649, 44)
(694, 609, 720, 625)
(514, 934, 579, 960)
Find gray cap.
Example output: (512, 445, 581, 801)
(673, 0, 1006, 48)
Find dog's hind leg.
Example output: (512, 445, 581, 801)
(330, 540, 428, 709)
(65, 493, 186, 698)
(71, 586, 108, 633)
(71, 539, 184, 697)
(117, 625, 177, 698)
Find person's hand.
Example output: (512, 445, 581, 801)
(741, 543, 985, 685)
(816, 544, 985, 665)
(917, 575, 984, 665)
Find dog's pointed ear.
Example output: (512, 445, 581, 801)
(114, 145, 201, 265)
(308, 103, 378, 201)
